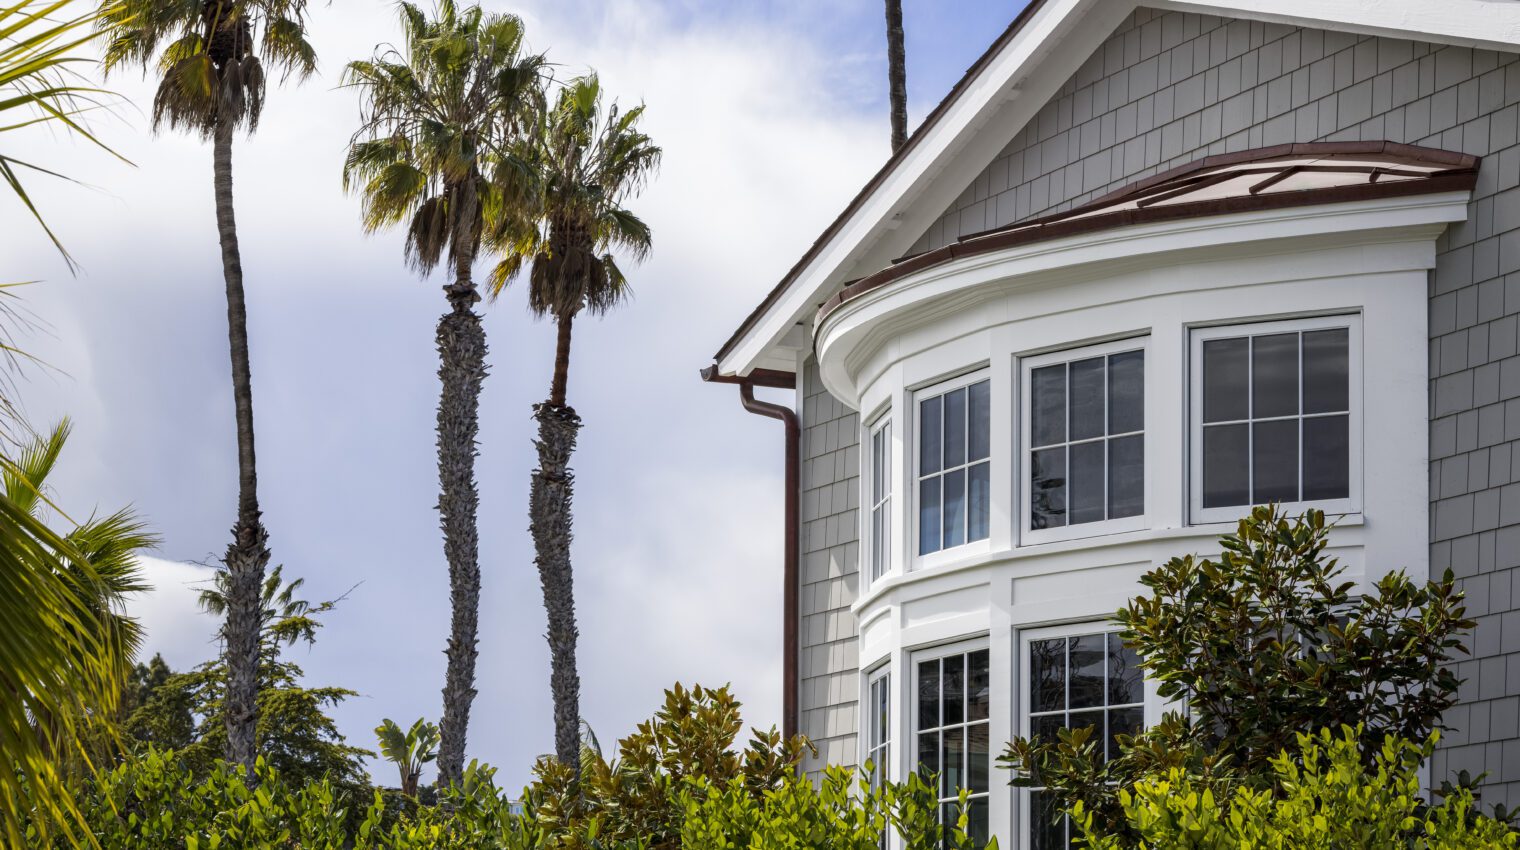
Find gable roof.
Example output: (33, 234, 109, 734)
(706, 0, 1520, 381)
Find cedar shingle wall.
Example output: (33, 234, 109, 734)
(902, 7, 1520, 807)
(798, 358, 861, 778)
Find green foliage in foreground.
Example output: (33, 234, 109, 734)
(30, 683, 992, 849)
(1001, 506, 1478, 842)
(1073, 728, 1516, 849)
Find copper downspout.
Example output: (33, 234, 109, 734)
(701, 366, 800, 740)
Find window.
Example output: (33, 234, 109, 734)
(870, 419, 893, 582)
(914, 644, 991, 847)
(1191, 316, 1360, 523)
(1019, 628, 1146, 850)
(1022, 340, 1146, 541)
(917, 376, 991, 557)
(866, 668, 892, 788)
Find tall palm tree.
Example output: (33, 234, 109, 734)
(884, 0, 907, 152)
(487, 75, 660, 774)
(99, 0, 317, 774)
(343, 0, 543, 786)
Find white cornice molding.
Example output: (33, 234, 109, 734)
(814, 191, 1472, 406)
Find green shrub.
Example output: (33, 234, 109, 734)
(1072, 728, 1516, 849)
(1001, 506, 1477, 841)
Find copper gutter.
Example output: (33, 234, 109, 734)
(700, 366, 800, 740)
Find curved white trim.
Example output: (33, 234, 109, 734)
(815, 191, 1469, 408)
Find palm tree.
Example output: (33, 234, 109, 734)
(487, 75, 660, 774)
(99, 0, 317, 774)
(376, 717, 440, 797)
(343, 0, 543, 786)
(1, 3, 141, 842)
(884, 0, 907, 152)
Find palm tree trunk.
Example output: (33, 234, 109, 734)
(533, 312, 582, 772)
(213, 115, 270, 778)
(885, 0, 908, 153)
(434, 256, 487, 787)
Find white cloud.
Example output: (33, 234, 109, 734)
(127, 556, 220, 671)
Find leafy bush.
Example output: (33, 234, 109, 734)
(32, 683, 995, 850)
(1073, 728, 1516, 849)
(1000, 506, 1477, 841)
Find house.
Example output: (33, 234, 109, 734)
(701, 1, 1520, 847)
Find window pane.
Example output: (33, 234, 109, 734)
(871, 508, 885, 579)
(1203, 337, 1249, 422)
(1031, 713, 1066, 746)
(968, 381, 991, 461)
(917, 731, 939, 780)
(918, 659, 940, 729)
(872, 428, 884, 504)
(1202, 423, 1249, 509)
(1069, 441, 1105, 525)
(942, 468, 966, 549)
(941, 726, 965, 794)
(968, 462, 990, 543)
(1108, 435, 1144, 519)
(1252, 332, 1299, 419)
(1031, 447, 1067, 530)
(1030, 638, 1065, 713)
(1303, 414, 1350, 501)
(1107, 633, 1144, 705)
(874, 677, 891, 747)
(969, 723, 990, 792)
(1031, 365, 1067, 446)
(1068, 633, 1105, 709)
(1303, 328, 1349, 414)
(1108, 350, 1145, 434)
(919, 477, 942, 555)
(1069, 356, 1106, 441)
(920, 396, 942, 475)
(944, 388, 967, 469)
(967, 798, 989, 848)
(943, 653, 966, 726)
(1031, 790, 1067, 850)
(1068, 709, 1105, 748)
(1252, 419, 1299, 504)
(968, 649, 990, 722)
(1107, 707, 1144, 762)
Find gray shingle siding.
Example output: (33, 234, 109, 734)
(897, 6, 1520, 807)
(799, 357, 861, 777)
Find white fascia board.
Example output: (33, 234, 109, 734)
(1152, 0, 1520, 52)
(714, 0, 1113, 379)
(814, 191, 1471, 406)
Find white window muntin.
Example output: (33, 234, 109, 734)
(1188, 314, 1363, 525)
(868, 416, 893, 583)
(911, 637, 992, 846)
(1019, 337, 1149, 545)
(1015, 622, 1161, 850)
(912, 370, 993, 567)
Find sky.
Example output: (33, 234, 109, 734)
(2, 0, 1026, 790)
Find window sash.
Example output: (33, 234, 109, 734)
(870, 420, 893, 583)
(911, 641, 992, 846)
(1189, 315, 1362, 525)
(914, 373, 992, 560)
(1021, 338, 1149, 545)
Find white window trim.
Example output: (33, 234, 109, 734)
(1014, 622, 1163, 850)
(1019, 336, 1150, 546)
(911, 370, 994, 570)
(1188, 314, 1364, 526)
(910, 637, 993, 830)
(867, 414, 894, 584)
